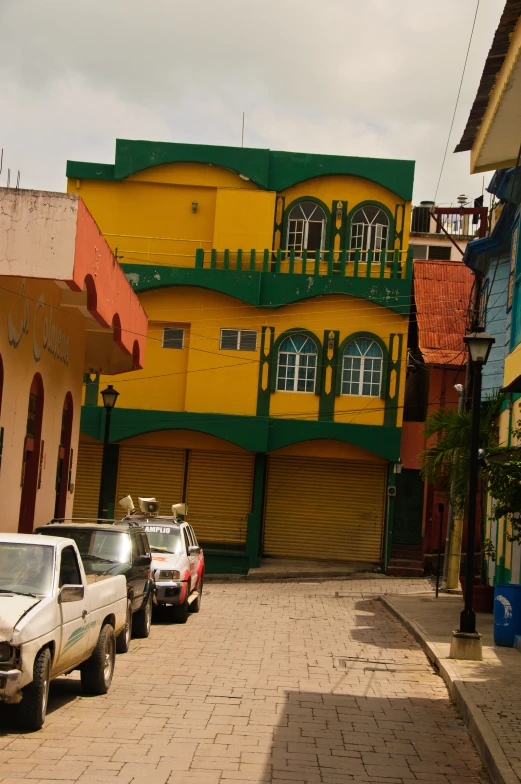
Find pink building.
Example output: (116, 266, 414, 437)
(0, 188, 147, 532)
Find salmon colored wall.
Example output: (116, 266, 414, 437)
(0, 277, 85, 531)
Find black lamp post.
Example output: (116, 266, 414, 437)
(97, 385, 119, 519)
(459, 330, 494, 634)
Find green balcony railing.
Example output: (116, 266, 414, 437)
(195, 247, 412, 280)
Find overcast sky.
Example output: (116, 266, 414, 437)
(0, 0, 506, 205)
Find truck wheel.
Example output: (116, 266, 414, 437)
(132, 594, 152, 638)
(81, 624, 116, 695)
(172, 591, 189, 624)
(116, 600, 132, 653)
(189, 577, 203, 613)
(18, 647, 51, 732)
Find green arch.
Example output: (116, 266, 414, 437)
(345, 200, 395, 250)
(336, 331, 389, 399)
(269, 328, 323, 394)
(281, 196, 332, 251)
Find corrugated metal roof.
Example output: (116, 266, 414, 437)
(414, 260, 474, 367)
(455, 0, 521, 153)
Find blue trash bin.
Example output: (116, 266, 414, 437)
(494, 584, 521, 646)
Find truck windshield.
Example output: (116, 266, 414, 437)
(0, 543, 54, 596)
(143, 525, 183, 555)
(39, 529, 131, 565)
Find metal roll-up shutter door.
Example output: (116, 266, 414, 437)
(263, 456, 387, 562)
(186, 450, 255, 545)
(116, 445, 186, 515)
(72, 441, 103, 519)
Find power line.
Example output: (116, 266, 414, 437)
(433, 0, 481, 202)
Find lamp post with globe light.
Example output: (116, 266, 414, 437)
(97, 385, 119, 519)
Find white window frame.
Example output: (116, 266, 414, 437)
(276, 335, 318, 393)
(341, 339, 383, 397)
(287, 201, 326, 256)
(350, 206, 389, 257)
(162, 327, 185, 349)
(219, 329, 258, 351)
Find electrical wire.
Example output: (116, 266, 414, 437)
(433, 0, 481, 202)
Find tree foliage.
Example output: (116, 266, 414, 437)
(420, 392, 503, 514)
(486, 419, 521, 545)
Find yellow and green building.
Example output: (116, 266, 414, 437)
(67, 139, 415, 573)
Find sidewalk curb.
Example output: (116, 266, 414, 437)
(380, 595, 520, 784)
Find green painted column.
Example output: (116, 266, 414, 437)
(383, 464, 396, 572)
(245, 453, 267, 569)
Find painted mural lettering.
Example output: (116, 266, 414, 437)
(7, 280, 70, 366)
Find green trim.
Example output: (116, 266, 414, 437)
(345, 200, 396, 250)
(80, 406, 402, 462)
(204, 551, 250, 575)
(245, 453, 267, 568)
(122, 264, 412, 315)
(393, 203, 406, 251)
(335, 332, 389, 400)
(83, 374, 100, 407)
(273, 196, 285, 251)
(257, 326, 274, 416)
(280, 196, 332, 252)
(66, 162, 115, 180)
(383, 333, 403, 428)
(319, 329, 340, 421)
(268, 328, 323, 394)
(384, 465, 395, 572)
(66, 140, 415, 201)
(331, 200, 348, 253)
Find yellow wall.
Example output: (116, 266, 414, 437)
(100, 287, 407, 426)
(213, 189, 276, 250)
(0, 277, 85, 531)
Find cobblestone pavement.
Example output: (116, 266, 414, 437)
(0, 578, 489, 784)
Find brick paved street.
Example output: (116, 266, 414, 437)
(0, 579, 489, 784)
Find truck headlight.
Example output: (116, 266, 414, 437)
(0, 643, 13, 662)
(156, 570, 180, 580)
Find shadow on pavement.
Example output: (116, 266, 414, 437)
(0, 675, 86, 736)
(264, 689, 489, 782)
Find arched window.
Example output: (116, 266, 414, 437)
(350, 205, 389, 255)
(287, 201, 326, 255)
(342, 338, 383, 397)
(277, 334, 318, 393)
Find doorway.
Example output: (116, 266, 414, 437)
(392, 469, 424, 545)
(18, 374, 44, 533)
(54, 392, 73, 518)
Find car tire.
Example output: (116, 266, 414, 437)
(132, 594, 152, 638)
(188, 577, 203, 613)
(17, 646, 51, 732)
(80, 623, 116, 695)
(116, 599, 132, 653)
(172, 589, 189, 624)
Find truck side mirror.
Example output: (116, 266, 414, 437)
(135, 555, 152, 567)
(188, 546, 200, 555)
(59, 585, 85, 603)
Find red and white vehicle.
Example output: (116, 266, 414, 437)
(119, 497, 204, 624)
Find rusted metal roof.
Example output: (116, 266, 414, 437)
(455, 0, 521, 153)
(414, 260, 473, 367)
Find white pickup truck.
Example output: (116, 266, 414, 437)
(0, 533, 127, 731)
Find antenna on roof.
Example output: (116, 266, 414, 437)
(241, 112, 245, 147)
(0, 149, 3, 176)
(16, 171, 20, 189)
(6, 168, 10, 188)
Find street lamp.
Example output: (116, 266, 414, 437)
(457, 330, 494, 642)
(97, 385, 119, 519)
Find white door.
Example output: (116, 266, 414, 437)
(55, 546, 89, 674)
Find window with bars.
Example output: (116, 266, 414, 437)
(162, 328, 185, 349)
(287, 201, 326, 256)
(220, 329, 258, 351)
(341, 338, 383, 397)
(350, 205, 389, 259)
(277, 334, 318, 393)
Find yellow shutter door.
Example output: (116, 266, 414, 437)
(263, 456, 387, 562)
(72, 441, 103, 519)
(116, 445, 186, 516)
(186, 450, 255, 545)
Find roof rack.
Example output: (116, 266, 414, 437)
(49, 517, 143, 527)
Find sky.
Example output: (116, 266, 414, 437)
(0, 0, 507, 205)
